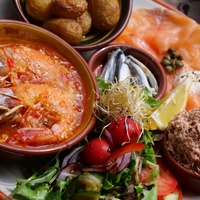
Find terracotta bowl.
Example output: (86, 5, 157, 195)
(12, 0, 132, 51)
(162, 132, 200, 193)
(0, 20, 98, 160)
(87, 44, 167, 99)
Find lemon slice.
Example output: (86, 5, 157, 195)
(150, 76, 193, 131)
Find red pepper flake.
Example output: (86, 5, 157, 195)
(6, 58, 14, 68)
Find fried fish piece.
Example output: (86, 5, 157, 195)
(52, 0, 88, 19)
(25, 0, 53, 22)
(43, 18, 83, 45)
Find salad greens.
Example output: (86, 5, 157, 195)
(9, 77, 161, 200)
(9, 132, 159, 200)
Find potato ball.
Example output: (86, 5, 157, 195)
(87, 0, 120, 31)
(43, 18, 83, 45)
(77, 10, 92, 35)
(52, 0, 88, 19)
(25, 0, 53, 22)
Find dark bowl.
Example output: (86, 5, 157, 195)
(0, 19, 98, 160)
(87, 44, 167, 99)
(12, 0, 133, 51)
(162, 133, 200, 193)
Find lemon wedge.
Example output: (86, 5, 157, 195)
(150, 76, 193, 131)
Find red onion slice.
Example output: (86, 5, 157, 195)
(116, 152, 132, 173)
(68, 146, 84, 164)
(105, 152, 132, 174)
(57, 163, 83, 181)
(103, 128, 115, 150)
(61, 146, 84, 168)
(106, 154, 123, 171)
(109, 155, 124, 174)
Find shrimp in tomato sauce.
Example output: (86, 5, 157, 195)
(0, 41, 87, 146)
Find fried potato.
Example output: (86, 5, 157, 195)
(43, 18, 83, 45)
(77, 10, 92, 35)
(25, 0, 53, 22)
(87, 0, 120, 31)
(52, 0, 88, 19)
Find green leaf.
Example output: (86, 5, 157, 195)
(135, 183, 157, 200)
(46, 180, 67, 200)
(13, 183, 50, 200)
(96, 77, 111, 94)
(142, 184, 158, 200)
(103, 168, 130, 190)
(10, 157, 60, 200)
(143, 88, 161, 109)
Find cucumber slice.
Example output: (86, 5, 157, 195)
(164, 193, 180, 200)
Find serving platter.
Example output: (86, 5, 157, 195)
(0, 0, 200, 199)
(164, 0, 200, 23)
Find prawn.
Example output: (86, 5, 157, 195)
(0, 85, 83, 146)
(14, 85, 83, 146)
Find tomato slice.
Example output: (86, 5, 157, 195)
(105, 143, 145, 164)
(139, 158, 178, 197)
(158, 185, 183, 200)
(157, 158, 178, 196)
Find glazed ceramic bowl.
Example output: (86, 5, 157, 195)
(12, 0, 132, 51)
(162, 133, 200, 193)
(0, 20, 98, 159)
(87, 44, 167, 99)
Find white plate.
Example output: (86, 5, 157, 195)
(0, 0, 199, 199)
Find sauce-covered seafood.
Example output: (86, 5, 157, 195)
(0, 40, 87, 146)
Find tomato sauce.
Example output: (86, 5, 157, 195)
(0, 40, 87, 146)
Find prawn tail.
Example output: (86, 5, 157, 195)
(15, 127, 59, 146)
